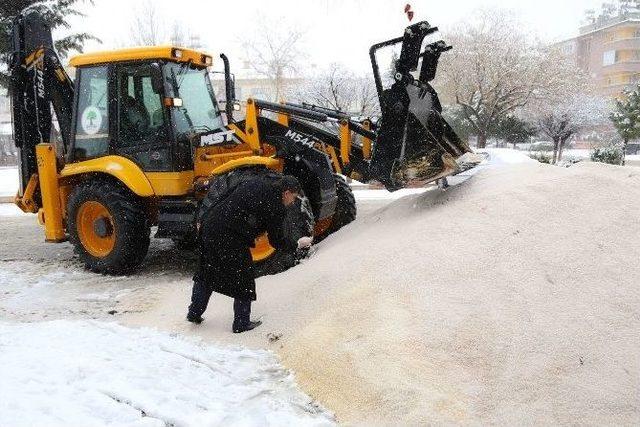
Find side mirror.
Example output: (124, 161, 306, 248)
(150, 63, 164, 94)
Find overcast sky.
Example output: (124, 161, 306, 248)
(65, 0, 605, 74)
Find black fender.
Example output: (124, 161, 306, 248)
(253, 117, 337, 221)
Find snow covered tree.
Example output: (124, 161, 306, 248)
(610, 85, 640, 165)
(591, 146, 624, 164)
(0, 0, 96, 89)
(537, 94, 610, 164)
(438, 10, 582, 149)
(296, 63, 379, 116)
(585, 1, 640, 25)
(618, 0, 640, 15)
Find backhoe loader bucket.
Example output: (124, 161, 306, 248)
(369, 21, 476, 190)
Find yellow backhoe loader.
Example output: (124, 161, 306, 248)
(9, 12, 478, 275)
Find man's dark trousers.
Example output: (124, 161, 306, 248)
(188, 278, 253, 327)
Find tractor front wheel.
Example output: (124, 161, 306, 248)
(314, 174, 357, 243)
(67, 180, 150, 274)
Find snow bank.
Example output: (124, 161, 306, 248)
(479, 148, 536, 165)
(0, 320, 334, 427)
(0, 167, 18, 197)
(150, 161, 640, 424)
(277, 161, 640, 424)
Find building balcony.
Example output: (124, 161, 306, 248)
(602, 61, 640, 74)
(603, 37, 640, 50)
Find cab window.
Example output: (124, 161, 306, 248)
(74, 66, 109, 158)
(117, 65, 167, 147)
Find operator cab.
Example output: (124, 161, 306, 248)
(68, 47, 224, 172)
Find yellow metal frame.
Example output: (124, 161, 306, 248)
(244, 99, 262, 152)
(15, 174, 39, 213)
(362, 119, 372, 160)
(60, 156, 155, 197)
(35, 144, 65, 242)
(210, 156, 280, 176)
(323, 145, 342, 175)
(69, 46, 212, 68)
(339, 120, 352, 165)
(277, 108, 289, 126)
(145, 171, 194, 196)
(24, 47, 44, 67)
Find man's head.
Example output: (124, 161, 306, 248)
(280, 175, 301, 206)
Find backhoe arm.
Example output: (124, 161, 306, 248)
(10, 10, 74, 196)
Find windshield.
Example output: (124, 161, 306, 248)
(165, 63, 224, 135)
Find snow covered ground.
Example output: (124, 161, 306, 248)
(2, 150, 640, 424)
(0, 320, 334, 427)
(627, 154, 640, 167)
(0, 203, 22, 216)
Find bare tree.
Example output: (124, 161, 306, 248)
(169, 21, 186, 47)
(129, 0, 164, 46)
(241, 19, 305, 101)
(537, 94, 610, 164)
(297, 63, 379, 116)
(438, 9, 581, 148)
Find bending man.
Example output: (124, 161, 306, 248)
(187, 173, 313, 333)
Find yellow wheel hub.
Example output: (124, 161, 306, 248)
(250, 233, 275, 262)
(76, 200, 115, 258)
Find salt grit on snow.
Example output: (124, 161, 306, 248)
(0, 321, 334, 427)
(133, 160, 640, 425)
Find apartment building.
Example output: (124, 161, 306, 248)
(557, 12, 640, 97)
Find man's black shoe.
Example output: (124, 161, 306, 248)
(187, 313, 204, 324)
(233, 320, 262, 333)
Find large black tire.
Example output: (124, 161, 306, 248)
(67, 180, 150, 274)
(199, 167, 314, 278)
(315, 174, 357, 243)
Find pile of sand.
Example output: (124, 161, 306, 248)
(130, 161, 640, 424)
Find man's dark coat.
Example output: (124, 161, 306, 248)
(194, 175, 297, 301)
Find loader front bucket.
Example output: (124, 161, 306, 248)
(368, 21, 476, 191)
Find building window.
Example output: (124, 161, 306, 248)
(635, 29, 640, 38)
(603, 50, 616, 65)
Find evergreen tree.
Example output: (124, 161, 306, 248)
(493, 116, 537, 149)
(610, 85, 640, 165)
(0, 0, 96, 89)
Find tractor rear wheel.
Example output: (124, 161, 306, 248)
(200, 167, 314, 277)
(314, 174, 357, 243)
(67, 180, 150, 274)
(253, 194, 314, 277)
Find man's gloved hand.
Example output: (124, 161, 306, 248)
(297, 236, 313, 249)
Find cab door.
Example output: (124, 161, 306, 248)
(113, 63, 172, 171)
(71, 65, 111, 161)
